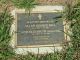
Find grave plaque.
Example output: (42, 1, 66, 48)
(16, 13, 65, 46)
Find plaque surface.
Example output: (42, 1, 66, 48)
(16, 13, 65, 46)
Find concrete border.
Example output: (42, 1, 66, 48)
(10, 5, 65, 54)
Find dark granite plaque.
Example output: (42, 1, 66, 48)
(16, 13, 65, 46)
